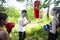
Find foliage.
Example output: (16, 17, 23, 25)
(26, 7, 35, 20)
(5, 6, 52, 40)
(0, 5, 6, 12)
(1, 0, 60, 40)
(0, 0, 6, 5)
(16, 0, 25, 2)
(5, 6, 49, 23)
(4, 6, 60, 40)
(5, 7, 21, 23)
(6, 7, 20, 18)
(40, 0, 60, 9)
(55, 0, 60, 6)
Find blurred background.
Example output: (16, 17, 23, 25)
(0, 0, 60, 40)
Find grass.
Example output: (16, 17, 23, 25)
(8, 17, 60, 40)
(9, 18, 51, 40)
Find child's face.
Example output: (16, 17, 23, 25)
(1, 17, 8, 25)
(22, 12, 26, 17)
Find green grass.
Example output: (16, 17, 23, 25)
(9, 18, 50, 40)
(8, 17, 60, 40)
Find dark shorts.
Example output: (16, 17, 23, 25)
(48, 32, 58, 40)
(19, 31, 26, 40)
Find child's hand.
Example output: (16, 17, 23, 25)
(29, 21, 31, 23)
(27, 21, 31, 24)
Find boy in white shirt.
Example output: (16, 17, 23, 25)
(18, 10, 31, 40)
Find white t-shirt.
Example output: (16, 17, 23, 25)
(18, 16, 28, 32)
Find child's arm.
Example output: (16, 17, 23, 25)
(18, 17, 31, 26)
(49, 19, 57, 34)
(19, 20, 31, 26)
(3, 31, 9, 40)
(23, 21, 31, 26)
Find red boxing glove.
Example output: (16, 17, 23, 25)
(6, 22, 15, 33)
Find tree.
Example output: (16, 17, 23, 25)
(54, 0, 60, 6)
(16, 0, 33, 7)
(0, 0, 6, 12)
(0, 5, 6, 12)
(39, 0, 60, 18)
(0, 0, 6, 5)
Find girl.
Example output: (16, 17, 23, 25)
(48, 7, 60, 40)
(0, 13, 9, 40)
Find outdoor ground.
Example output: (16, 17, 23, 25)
(9, 18, 60, 40)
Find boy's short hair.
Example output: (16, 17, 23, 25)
(22, 10, 27, 13)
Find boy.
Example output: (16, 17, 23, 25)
(18, 10, 31, 40)
(0, 13, 9, 40)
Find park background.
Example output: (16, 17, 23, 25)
(0, 0, 60, 40)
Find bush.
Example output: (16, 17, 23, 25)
(6, 7, 21, 18)
(0, 5, 6, 12)
(26, 7, 35, 20)
(5, 7, 21, 23)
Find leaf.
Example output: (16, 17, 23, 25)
(43, 4, 49, 8)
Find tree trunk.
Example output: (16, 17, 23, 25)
(47, 0, 50, 18)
